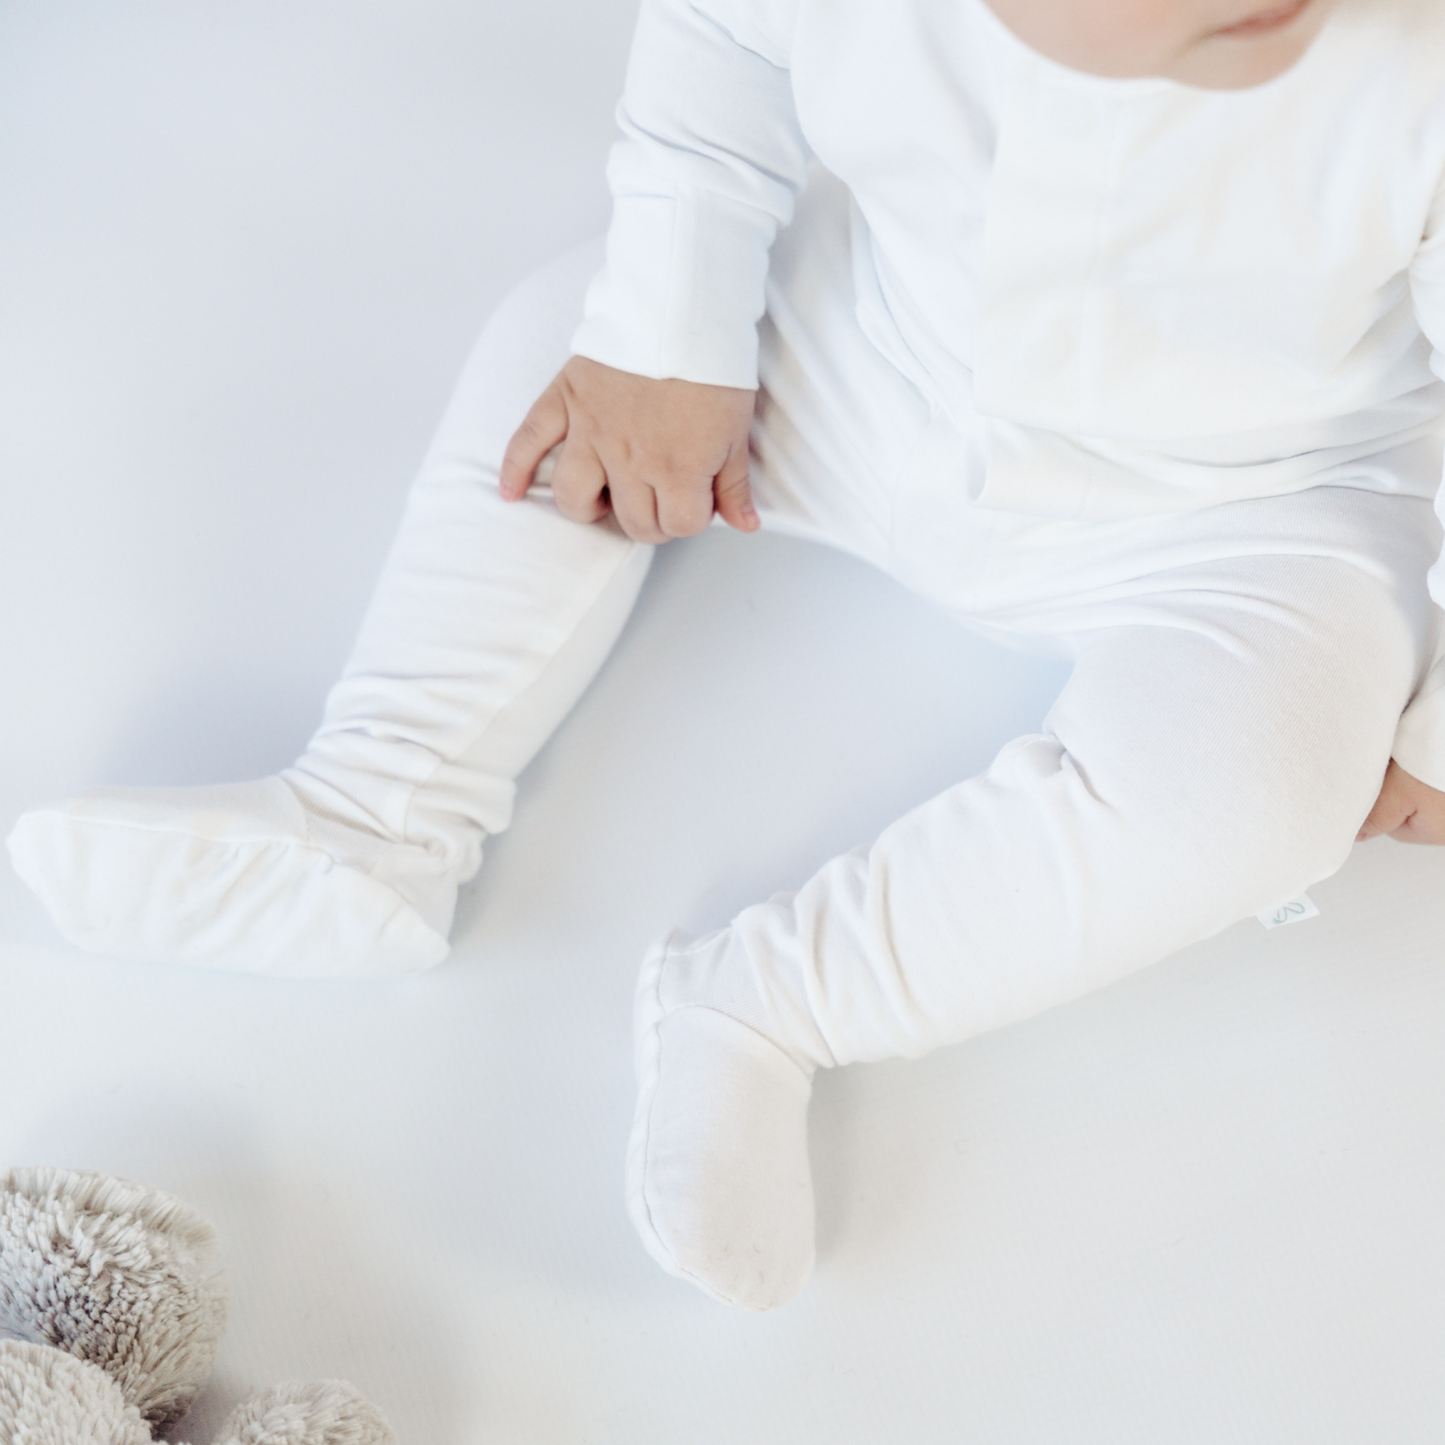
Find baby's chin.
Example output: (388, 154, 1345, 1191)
(1150, 0, 1341, 91)
(989, 0, 1339, 93)
(1162, 27, 1327, 89)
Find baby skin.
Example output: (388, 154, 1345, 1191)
(10, 0, 1445, 1315)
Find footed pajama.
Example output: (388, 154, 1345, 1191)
(8, 261, 653, 978)
(12, 0, 1445, 1309)
(9, 172, 1441, 1306)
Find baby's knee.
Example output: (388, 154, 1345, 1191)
(1108, 703, 1394, 917)
(1014, 735, 1374, 948)
(1240, 747, 1387, 891)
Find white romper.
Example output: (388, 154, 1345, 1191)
(11, 0, 1445, 1309)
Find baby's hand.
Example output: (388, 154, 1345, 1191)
(499, 355, 759, 544)
(1357, 759, 1445, 845)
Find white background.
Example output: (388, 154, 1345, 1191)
(3, 4, 1445, 1441)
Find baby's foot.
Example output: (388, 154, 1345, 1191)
(5, 777, 451, 977)
(627, 929, 819, 1311)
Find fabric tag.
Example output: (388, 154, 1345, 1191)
(1256, 893, 1320, 930)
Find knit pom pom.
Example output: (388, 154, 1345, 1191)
(214, 1380, 397, 1445)
(0, 1167, 228, 1431)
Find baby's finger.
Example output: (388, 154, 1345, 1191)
(654, 472, 717, 538)
(532, 443, 564, 490)
(608, 472, 667, 544)
(1357, 768, 1410, 841)
(500, 384, 569, 501)
(550, 443, 612, 525)
(1387, 797, 1445, 845)
(713, 445, 759, 533)
(1357, 803, 1404, 841)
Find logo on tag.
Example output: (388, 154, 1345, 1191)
(1256, 893, 1320, 930)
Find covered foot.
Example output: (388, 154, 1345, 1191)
(627, 930, 819, 1311)
(5, 778, 451, 978)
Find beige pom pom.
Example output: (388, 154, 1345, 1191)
(0, 1340, 152, 1445)
(0, 1168, 228, 1432)
(214, 1380, 397, 1445)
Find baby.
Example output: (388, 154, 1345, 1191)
(9, 0, 1445, 1311)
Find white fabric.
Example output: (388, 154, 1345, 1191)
(630, 930, 817, 1312)
(619, 174, 1440, 1302)
(570, 0, 1445, 781)
(7, 167, 1441, 994)
(5, 259, 653, 979)
(6, 780, 451, 978)
(628, 509, 1436, 1306)
(4, 162, 1442, 1315)
(620, 176, 1435, 1308)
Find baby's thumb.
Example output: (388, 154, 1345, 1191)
(714, 447, 759, 532)
(1357, 758, 1413, 842)
(500, 382, 568, 501)
(1357, 794, 1405, 841)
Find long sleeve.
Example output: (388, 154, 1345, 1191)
(1393, 166, 1445, 792)
(569, 0, 809, 389)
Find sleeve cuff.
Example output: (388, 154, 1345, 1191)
(569, 181, 775, 390)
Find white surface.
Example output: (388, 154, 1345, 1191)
(3, 6, 1445, 1442)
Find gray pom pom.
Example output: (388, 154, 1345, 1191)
(214, 1381, 397, 1445)
(0, 1339, 152, 1445)
(0, 1168, 228, 1432)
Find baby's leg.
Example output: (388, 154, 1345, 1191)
(628, 543, 1434, 1309)
(7, 242, 650, 977)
